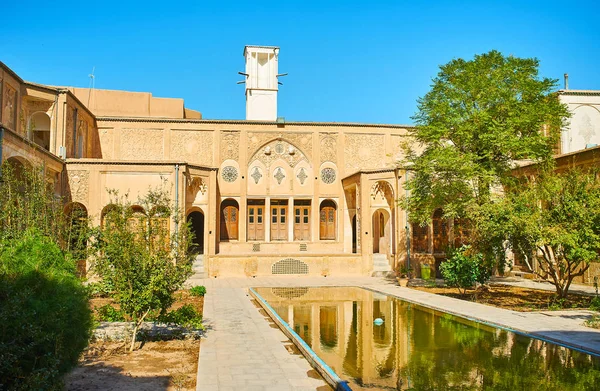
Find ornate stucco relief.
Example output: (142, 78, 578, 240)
(67, 170, 90, 204)
(221, 131, 240, 162)
(2, 84, 17, 131)
(98, 128, 114, 159)
(25, 99, 53, 115)
(170, 130, 213, 165)
(120, 128, 164, 160)
(247, 132, 313, 161)
(319, 133, 338, 164)
(344, 133, 385, 173)
(391, 134, 405, 162)
(248, 139, 309, 168)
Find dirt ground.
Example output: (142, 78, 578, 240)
(66, 339, 200, 391)
(410, 284, 594, 311)
(67, 290, 204, 390)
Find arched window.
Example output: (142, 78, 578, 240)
(29, 112, 51, 150)
(65, 202, 88, 258)
(101, 204, 120, 229)
(454, 218, 471, 247)
(412, 222, 429, 253)
(319, 200, 336, 240)
(432, 209, 448, 253)
(220, 199, 239, 241)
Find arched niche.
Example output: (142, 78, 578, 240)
(220, 198, 239, 241)
(29, 111, 51, 150)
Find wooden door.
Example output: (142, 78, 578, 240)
(294, 204, 310, 241)
(319, 201, 336, 240)
(271, 203, 288, 241)
(220, 202, 239, 240)
(247, 204, 265, 241)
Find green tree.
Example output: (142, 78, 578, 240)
(403, 50, 569, 225)
(0, 232, 93, 390)
(479, 169, 600, 299)
(0, 160, 91, 258)
(92, 187, 193, 351)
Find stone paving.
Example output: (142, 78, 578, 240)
(196, 276, 600, 390)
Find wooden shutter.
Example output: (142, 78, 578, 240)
(220, 201, 239, 240)
(319, 201, 336, 240)
(248, 204, 265, 241)
(294, 204, 310, 241)
(271, 203, 288, 241)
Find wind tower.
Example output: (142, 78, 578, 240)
(242, 45, 281, 121)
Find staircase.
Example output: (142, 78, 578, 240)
(372, 253, 394, 277)
(186, 254, 207, 286)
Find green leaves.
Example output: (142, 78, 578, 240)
(91, 187, 194, 349)
(439, 246, 492, 295)
(479, 169, 600, 298)
(404, 50, 569, 224)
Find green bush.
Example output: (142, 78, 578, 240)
(157, 304, 203, 329)
(0, 232, 93, 390)
(190, 285, 207, 297)
(440, 246, 492, 295)
(589, 296, 600, 312)
(96, 304, 126, 322)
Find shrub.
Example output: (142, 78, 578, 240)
(0, 232, 93, 390)
(92, 188, 193, 351)
(190, 285, 207, 297)
(96, 304, 126, 322)
(589, 296, 600, 312)
(157, 304, 203, 329)
(440, 246, 492, 295)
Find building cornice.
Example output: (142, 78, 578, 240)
(95, 116, 415, 129)
(65, 159, 217, 171)
(558, 89, 600, 96)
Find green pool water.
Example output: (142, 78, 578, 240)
(254, 286, 600, 391)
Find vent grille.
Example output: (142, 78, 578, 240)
(272, 287, 309, 299)
(272, 258, 309, 275)
(299, 243, 307, 252)
(252, 243, 261, 252)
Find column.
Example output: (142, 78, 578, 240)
(288, 196, 294, 242)
(265, 197, 271, 242)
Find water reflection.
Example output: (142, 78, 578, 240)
(255, 287, 600, 390)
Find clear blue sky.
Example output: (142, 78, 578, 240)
(2, 1, 599, 124)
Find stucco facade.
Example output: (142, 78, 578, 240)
(2, 50, 599, 280)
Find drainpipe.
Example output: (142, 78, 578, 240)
(405, 169, 411, 271)
(0, 127, 4, 174)
(174, 164, 180, 234)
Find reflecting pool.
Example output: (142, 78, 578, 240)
(254, 287, 600, 390)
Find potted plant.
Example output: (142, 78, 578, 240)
(397, 265, 413, 287)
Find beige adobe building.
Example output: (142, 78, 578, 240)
(0, 46, 418, 279)
(2, 47, 599, 280)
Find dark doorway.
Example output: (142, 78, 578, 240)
(187, 211, 204, 254)
(352, 215, 357, 254)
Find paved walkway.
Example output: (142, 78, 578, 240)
(196, 276, 600, 390)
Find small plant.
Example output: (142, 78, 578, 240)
(157, 304, 203, 330)
(548, 297, 567, 311)
(439, 246, 492, 296)
(190, 285, 207, 297)
(96, 304, 126, 322)
(399, 265, 414, 278)
(585, 314, 600, 329)
(87, 280, 115, 298)
(589, 296, 600, 312)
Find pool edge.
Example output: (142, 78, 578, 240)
(248, 287, 352, 391)
(360, 285, 600, 358)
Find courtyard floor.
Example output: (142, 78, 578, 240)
(196, 276, 600, 391)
